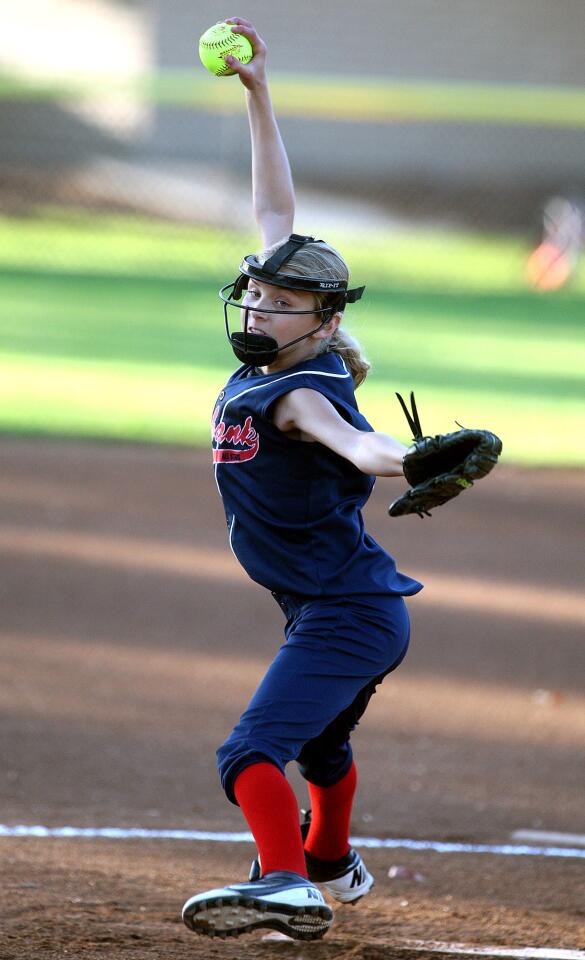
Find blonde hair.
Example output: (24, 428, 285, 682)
(257, 238, 371, 388)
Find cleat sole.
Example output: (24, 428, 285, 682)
(183, 893, 333, 941)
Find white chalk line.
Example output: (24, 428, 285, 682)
(4, 826, 583, 959)
(2, 824, 585, 860)
(512, 829, 585, 848)
(264, 934, 585, 959)
(403, 941, 585, 960)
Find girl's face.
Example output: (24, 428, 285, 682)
(241, 279, 338, 371)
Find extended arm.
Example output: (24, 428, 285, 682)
(224, 18, 295, 248)
(272, 389, 407, 477)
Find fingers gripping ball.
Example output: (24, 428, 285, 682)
(199, 22, 253, 76)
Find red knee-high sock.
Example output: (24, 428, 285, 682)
(304, 761, 357, 861)
(234, 762, 307, 877)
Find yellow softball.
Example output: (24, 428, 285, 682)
(199, 21, 253, 77)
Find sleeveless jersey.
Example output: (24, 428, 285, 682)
(211, 351, 423, 599)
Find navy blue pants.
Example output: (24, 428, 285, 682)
(217, 593, 410, 804)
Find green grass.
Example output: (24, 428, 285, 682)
(2, 70, 585, 128)
(1, 213, 584, 465)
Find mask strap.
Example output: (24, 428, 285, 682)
(262, 234, 317, 276)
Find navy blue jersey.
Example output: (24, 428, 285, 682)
(211, 351, 422, 599)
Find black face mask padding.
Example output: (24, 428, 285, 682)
(232, 274, 248, 300)
(230, 331, 279, 367)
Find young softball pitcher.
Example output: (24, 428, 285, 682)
(182, 17, 423, 942)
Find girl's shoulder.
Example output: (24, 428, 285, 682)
(259, 353, 358, 420)
(297, 352, 355, 395)
(225, 352, 350, 387)
(263, 353, 355, 402)
(219, 353, 356, 415)
(284, 351, 352, 383)
(304, 351, 350, 375)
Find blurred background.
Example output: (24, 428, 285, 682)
(2, 9, 585, 937)
(1, 0, 584, 462)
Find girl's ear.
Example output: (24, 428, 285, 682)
(316, 312, 342, 339)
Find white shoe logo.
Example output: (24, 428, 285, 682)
(350, 866, 365, 888)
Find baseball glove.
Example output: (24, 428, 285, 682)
(388, 392, 502, 519)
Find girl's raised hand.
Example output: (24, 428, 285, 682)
(224, 17, 268, 90)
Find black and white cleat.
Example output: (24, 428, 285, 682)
(182, 870, 333, 941)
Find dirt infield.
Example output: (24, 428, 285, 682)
(1, 437, 584, 959)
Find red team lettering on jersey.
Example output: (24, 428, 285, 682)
(212, 405, 260, 463)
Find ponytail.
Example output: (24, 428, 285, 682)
(319, 326, 371, 389)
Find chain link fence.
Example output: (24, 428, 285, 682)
(1, 68, 585, 282)
(1, 3, 584, 460)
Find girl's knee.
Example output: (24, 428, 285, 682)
(296, 741, 353, 787)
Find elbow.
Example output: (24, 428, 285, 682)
(351, 445, 376, 476)
(255, 207, 295, 229)
(352, 444, 405, 478)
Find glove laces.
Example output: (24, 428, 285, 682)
(396, 391, 424, 440)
